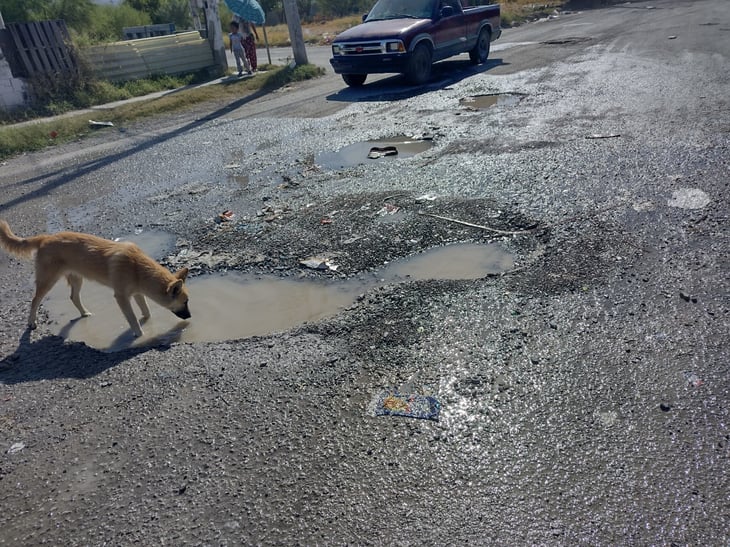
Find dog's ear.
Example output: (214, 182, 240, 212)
(168, 279, 184, 297)
(174, 267, 189, 281)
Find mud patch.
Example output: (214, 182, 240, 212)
(316, 136, 433, 169)
(42, 243, 513, 350)
(459, 93, 526, 109)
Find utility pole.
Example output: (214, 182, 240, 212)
(191, 0, 227, 75)
(282, 0, 308, 66)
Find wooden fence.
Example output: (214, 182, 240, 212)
(2, 20, 78, 78)
(83, 31, 215, 82)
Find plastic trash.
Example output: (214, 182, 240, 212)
(371, 390, 440, 420)
(7, 442, 25, 454)
(367, 146, 398, 159)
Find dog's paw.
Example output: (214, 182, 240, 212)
(27, 322, 37, 330)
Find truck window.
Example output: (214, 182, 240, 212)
(367, 0, 435, 21)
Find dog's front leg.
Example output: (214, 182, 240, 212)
(134, 294, 151, 322)
(115, 294, 144, 337)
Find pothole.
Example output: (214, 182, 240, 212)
(43, 242, 513, 351)
(459, 93, 526, 109)
(540, 37, 591, 45)
(316, 136, 433, 169)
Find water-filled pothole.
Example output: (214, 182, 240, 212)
(316, 136, 433, 169)
(459, 93, 526, 109)
(44, 242, 513, 351)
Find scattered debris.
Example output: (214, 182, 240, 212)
(416, 193, 439, 202)
(300, 256, 338, 271)
(660, 403, 672, 412)
(7, 442, 25, 454)
(257, 204, 291, 222)
(684, 372, 703, 388)
(371, 391, 441, 420)
(418, 211, 535, 236)
(586, 134, 621, 139)
(217, 210, 235, 223)
(367, 146, 398, 159)
(342, 235, 363, 245)
(376, 203, 400, 216)
(89, 120, 114, 127)
(224, 163, 241, 169)
(320, 217, 333, 225)
(667, 188, 710, 209)
(667, 35, 677, 39)
(49, 131, 58, 139)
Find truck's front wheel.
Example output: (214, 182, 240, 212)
(342, 73, 367, 87)
(405, 43, 432, 85)
(469, 28, 491, 65)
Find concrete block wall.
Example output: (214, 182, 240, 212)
(0, 46, 28, 111)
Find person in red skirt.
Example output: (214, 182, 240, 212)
(240, 19, 259, 72)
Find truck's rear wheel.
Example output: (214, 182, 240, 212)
(405, 43, 432, 85)
(469, 28, 491, 65)
(342, 73, 367, 87)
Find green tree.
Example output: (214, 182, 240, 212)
(0, 0, 51, 23)
(123, 0, 162, 16)
(47, 0, 94, 29)
(90, 4, 151, 42)
(152, 0, 192, 28)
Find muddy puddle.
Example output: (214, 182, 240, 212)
(459, 93, 525, 109)
(316, 136, 433, 169)
(43, 242, 513, 351)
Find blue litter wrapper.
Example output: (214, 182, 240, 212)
(372, 391, 441, 421)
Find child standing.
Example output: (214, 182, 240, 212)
(229, 21, 251, 76)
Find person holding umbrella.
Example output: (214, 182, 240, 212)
(241, 19, 259, 72)
(224, 0, 268, 70)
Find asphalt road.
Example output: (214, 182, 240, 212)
(1, 0, 728, 544)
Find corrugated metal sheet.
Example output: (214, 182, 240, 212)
(83, 31, 214, 82)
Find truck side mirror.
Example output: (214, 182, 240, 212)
(440, 5, 454, 17)
(362, 13, 368, 22)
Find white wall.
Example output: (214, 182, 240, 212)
(0, 45, 27, 111)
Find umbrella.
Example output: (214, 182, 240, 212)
(224, 0, 271, 64)
(224, 0, 265, 25)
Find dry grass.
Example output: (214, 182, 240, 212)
(258, 3, 566, 46)
(260, 16, 370, 47)
(0, 64, 324, 161)
(500, 0, 565, 26)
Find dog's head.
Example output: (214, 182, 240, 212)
(167, 268, 191, 320)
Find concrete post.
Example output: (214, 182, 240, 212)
(193, 0, 227, 75)
(282, 0, 308, 66)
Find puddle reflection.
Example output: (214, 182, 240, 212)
(316, 135, 433, 169)
(44, 243, 514, 350)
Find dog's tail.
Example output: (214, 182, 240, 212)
(0, 220, 43, 258)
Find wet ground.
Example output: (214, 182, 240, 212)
(0, 0, 728, 544)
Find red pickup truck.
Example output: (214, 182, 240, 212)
(330, 0, 501, 86)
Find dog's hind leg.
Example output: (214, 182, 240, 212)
(134, 294, 151, 322)
(28, 266, 63, 330)
(67, 273, 92, 318)
(115, 293, 143, 337)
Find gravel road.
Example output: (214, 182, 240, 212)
(1, 0, 728, 544)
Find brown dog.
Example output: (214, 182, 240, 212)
(0, 220, 190, 337)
